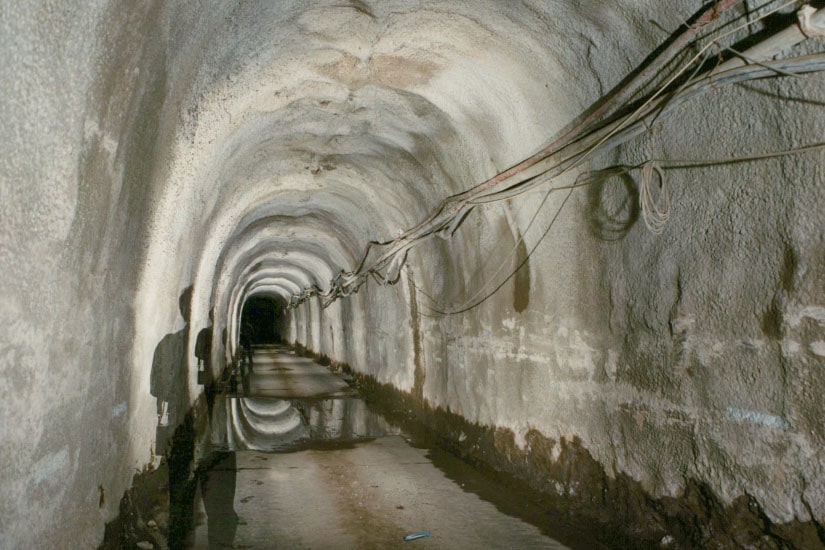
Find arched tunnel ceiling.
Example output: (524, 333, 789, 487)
(130, 0, 825, 354)
(137, 0, 825, 336)
(147, 0, 622, 315)
(214, 219, 356, 306)
(247, 285, 292, 305)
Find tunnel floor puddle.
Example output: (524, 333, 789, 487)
(171, 345, 601, 549)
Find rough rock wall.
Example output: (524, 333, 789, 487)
(594, 66, 825, 522)
(0, 2, 174, 546)
(2, 0, 824, 546)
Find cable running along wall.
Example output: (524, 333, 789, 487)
(286, 1, 825, 312)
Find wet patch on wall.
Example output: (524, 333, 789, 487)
(512, 231, 531, 313)
(99, 461, 170, 550)
(406, 273, 427, 402)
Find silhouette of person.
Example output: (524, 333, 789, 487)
(195, 307, 215, 385)
(150, 286, 192, 444)
(149, 286, 197, 547)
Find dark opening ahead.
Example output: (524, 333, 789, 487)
(240, 296, 282, 343)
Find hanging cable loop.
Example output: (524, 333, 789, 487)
(639, 161, 670, 234)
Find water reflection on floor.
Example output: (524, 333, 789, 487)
(177, 346, 578, 549)
(185, 390, 401, 547)
(213, 394, 399, 453)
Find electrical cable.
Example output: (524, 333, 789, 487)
(590, 141, 825, 234)
(402, 183, 556, 313)
(441, 187, 555, 312)
(412, 139, 825, 316)
(639, 162, 670, 234)
(288, 1, 825, 310)
(419, 185, 576, 317)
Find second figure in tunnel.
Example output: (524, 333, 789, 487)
(195, 307, 215, 386)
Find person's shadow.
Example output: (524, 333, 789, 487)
(149, 286, 198, 547)
(149, 288, 239, 548)
(198, 451, 239, 548)
(150, 286, 193, 453)
(196, 307, 215, 384)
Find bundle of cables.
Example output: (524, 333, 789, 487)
(287, 1, 825, 313)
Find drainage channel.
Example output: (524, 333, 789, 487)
(173, 345, 598, 549)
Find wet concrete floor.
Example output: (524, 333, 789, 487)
(181, 344, 589, 548)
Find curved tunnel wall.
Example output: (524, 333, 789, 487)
(2, 0, 824, 546)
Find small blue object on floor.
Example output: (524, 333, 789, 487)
(404, 532, 430, 542)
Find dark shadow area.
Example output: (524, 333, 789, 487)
(586, 172, 640, 241)
(739, 81, 825, 108)
(145, 286, 200, 548)
(240, 296, 281, 344)
(239, 328, 253, 383)
(724, 9, 809, 60)
(103, 286, 204, 549)
(150, 286, 193, 456)
(195, 307, 215, 387)
(193, 451, 239, 549)
(163, 294, 228, 549)
(141, 286, 223, 548)
(167, 411, 197, 548)
(512, 228, 531, 313)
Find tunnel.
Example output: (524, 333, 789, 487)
(2, 0, 825, 547)
(240, 295, 282, 344)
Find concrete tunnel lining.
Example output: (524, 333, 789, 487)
(3, 0, 825, 546)
(217, 237, 347, 351)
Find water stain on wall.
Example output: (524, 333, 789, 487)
(513, 231, 530, 313)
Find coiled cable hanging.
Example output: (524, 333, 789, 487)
(639, 161, 670, 234)
(414, 140, 825, 316)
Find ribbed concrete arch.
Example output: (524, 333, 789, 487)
(218, 238, 343, 356)
(245, 282, 295, 302)
(215, 226, 352, 305)
(247, 285, 293, 304)
(247, 279, 295, 305)
(228, 268, 311, 352)
(240, 259, 331, 292)
(243, 271, 307, 300)
(242, 270, 314, 302)
(234, 249, 336, 291)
